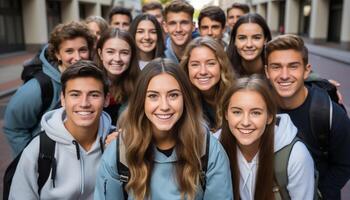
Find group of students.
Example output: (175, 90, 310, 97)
(3, 1, 350, 200)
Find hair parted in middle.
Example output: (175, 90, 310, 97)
(129, 13, 165, 59)
(180, 36, 237, 131)
(95, 28, 140, 104)
(121, 58, 205, 200)
(220, 74, 276, 200)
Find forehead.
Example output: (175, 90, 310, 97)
(200, 17, 222, 26)
(64, 77, 103, 92)
(268, 49, 304, 63)
(229, 89, 266, 109)
(145, 9, 162, 16)
(59, 37, 88, 49)
(166, 11, 192, 22)
(189, 46, 216, 60)
(237, 23, 264, 35)
(103, 37, 130, 49)
(147, 73, 181, 91)
(228, 8, 245, 16)
(137, 20, 156, 29)
(111, 14, 130, 22)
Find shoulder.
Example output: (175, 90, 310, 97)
(288, 141, 314, 172)
(18, 135, 41, 166)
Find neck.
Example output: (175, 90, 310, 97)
(278, 86, 308, 110)
(139, 50, 154, 61)
(202, 88, 216, 106)
(171, 42, 185, 61)
(238, 143, 259, 162)
(65, 123, 99, 151)
(241, 57, 264, 74)
(153, 130, 176, 150)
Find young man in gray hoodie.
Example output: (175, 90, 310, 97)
(9, 60, 113, 199)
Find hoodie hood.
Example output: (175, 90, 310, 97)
(39, 44, 61, 83)
(41, 107, 112, 145)
(274, 113, 298, 152)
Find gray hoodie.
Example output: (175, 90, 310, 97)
(9, 107, 113, 200)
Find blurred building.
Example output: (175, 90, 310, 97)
(219, 0, 350, 51)
(0, 0, 141, 55)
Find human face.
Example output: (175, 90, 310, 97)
(188, 46, 221, 94)
(98, 37, 131, 75)
(145, 9, 164, 25)
(235, 23, 265, 62)
(164, 11, 194, 47)
(110, 14, 131, 31)
(135, 20, 157, 56)
(145, 73, 184, 136)
(55, 37, 89, 71)
(225, 89, 272, 151)
(199, 17, 225, 41)
(87, 22, 101, 40)
(61, 77, 109, 133)
(227, 8, 245, 30)
(265, 49, 311, 101)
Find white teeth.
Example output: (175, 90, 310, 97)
(155, 114, 172, 119)
(198, 77, 210, 81)
(76, 111, 92, 116)
(239, 129, 254, 134)
(279, 82, 292, 86)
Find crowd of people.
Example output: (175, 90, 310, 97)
(3, 1, 350, 200)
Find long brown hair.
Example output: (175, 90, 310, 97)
(220, 74, 276, 200)
(180, 36, 236, 132)
(95, 28, 140, 104)
(122, 58, 205, 200)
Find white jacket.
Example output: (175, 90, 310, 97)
(9, 108, 113, 200)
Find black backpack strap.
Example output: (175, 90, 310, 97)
(116, 136, 129, 200)
(273, 136, 301, 200)
(34, 71, 53, 117)
(200, 128, 211, 193)
(310, 86, 331, 163)
(37, 131, 56, 195)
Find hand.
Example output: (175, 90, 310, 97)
(328, 79, 344, 104)
(105, 129, 121, 147)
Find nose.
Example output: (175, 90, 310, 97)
(114, 52, 122, 61)
(208, 28, 213, 36)
(80, 95, 91, 108)
(159, 95, 170, 111)
(145, 31, 150, 39)
(246, 38, 253, 47)
(241, 113, 251, 127)
(175, 23, 181, 32)
(73, 51, 82, 62)
(280, 67, 289, 80)
(199, 64, 208, 75)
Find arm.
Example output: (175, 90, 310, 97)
(287, 142, 315, 200)
(3, 79, 43, 156)
(94, 139, 125, 200)
(9, 137, 41, 199)
(319, 104, 350, 199)
(203, 135, 233, 200)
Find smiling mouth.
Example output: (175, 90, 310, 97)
(238, 128, 254, 134)
(75, 111, 94, 116)
(155, 114, 173, 120)
(197, 77, 211, 84)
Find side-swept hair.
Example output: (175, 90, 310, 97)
(61, 60, 109, 96)
(226, 13, 272, 76)
(180, 36, 237, 131)
(129, 14, 165, 59)
(95, 28, 140, 103)
(142, 1, 163, 12)
(226, 2, 250, 15)
(164, 0, 194, 21)
(198, 6, 226, 28)
(266, 34, 308, 66)
(108, 6, 132, 23)
(84, 15, 109, 34)
(220, 74, 276, 200)
(48, 21, 95, 62)
(123, 58, 205, 200)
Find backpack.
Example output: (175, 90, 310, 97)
(3, 131, 56, 200)
(21, 50, 54, 118)
(115, 130, 211, 199)
(273, 136, 322, 200)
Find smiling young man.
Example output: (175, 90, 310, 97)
(265, 34, 350, 200)
(198, 6, 227, 49)
(9, 61, 114, 199)
(163, 0, 195, 64)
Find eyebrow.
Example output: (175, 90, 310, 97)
(146, 89, 181, 93)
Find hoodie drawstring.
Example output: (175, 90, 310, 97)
(72, 140, 81, 160)
(99, 136, 104, 153)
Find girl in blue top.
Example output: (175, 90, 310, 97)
(94, 58, 233, 200)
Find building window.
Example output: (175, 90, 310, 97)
(299, 0, 311, 37)
(327, 0, 343, 42)
(46, 0, 61, 35)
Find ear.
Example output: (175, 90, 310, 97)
(97, 48, 103, 60)
(60, 92, 65, 108)
(304, 64, 312, 80)
(104, 93, 110, 107)
(55, 52, 61, 62)
(264, 65, 270, 79)
(267, 114, 273, 125)
(162, 21, 168, 33)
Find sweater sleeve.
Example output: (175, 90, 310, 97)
(203, 135, 234, 200)
(3, 79, 43, 156)
(287, 141, 315, 200)
(319, 103, 350, 200)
